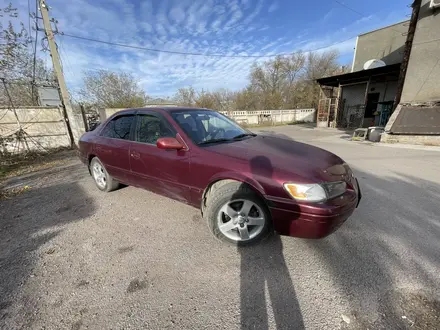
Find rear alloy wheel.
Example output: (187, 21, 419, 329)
(205, 182, 271, 245)
(90, 157, 119, 192)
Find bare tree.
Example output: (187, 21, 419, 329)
(233, 87, 260, 110)
(210, 88, 235, 111)
(299, 50, 341, 108)
(0, 4, 27, 75)
(250, 56, 285, 93)
(234, 50, 343, 110)
(79, 70, 148, 108)
(173, 87, 235, 111)
(173, 87, 196, 106)
(282, 52, 306, 87)
(280, 52, 306, 109)
(249, 56, 286, 109)
(194, 89, 216, 109)
(0, 3, 54, 106)
(174, 50, 344, 111)
(304, 50, 340, 81)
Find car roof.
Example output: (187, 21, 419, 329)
(118, 106, 213, 113)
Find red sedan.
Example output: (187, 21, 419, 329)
(78, 107, 361, 245)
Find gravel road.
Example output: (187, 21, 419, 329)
(1, 126, 439, 330)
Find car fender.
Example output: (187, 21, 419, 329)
(205, 171, 266, 196)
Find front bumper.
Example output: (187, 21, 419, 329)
(268, 179, 361, 239)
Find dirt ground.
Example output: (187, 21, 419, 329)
(1, 127, 439, 330)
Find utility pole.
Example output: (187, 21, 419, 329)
(39, 0, 82, 147)
(393, 0, 422, 110)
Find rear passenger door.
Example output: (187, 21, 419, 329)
(94, 113, 135, 184)
(129, 111, 191, 203)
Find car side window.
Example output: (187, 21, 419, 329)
(101, 115, 134, 140)
(135, 114, 175, 145)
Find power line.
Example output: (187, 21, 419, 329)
(332, 0, 407, 35)
(58, 39, 75, 78)
(60, 32, 356, 58)
(27, 0, 32, 38)
(31, 0, 39, 104)
(332, 0, 364, 16)
(57, 40, 80, 104)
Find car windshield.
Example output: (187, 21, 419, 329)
(171, 110, 253, 145)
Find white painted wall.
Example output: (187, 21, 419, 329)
(219, 109, 316, 125)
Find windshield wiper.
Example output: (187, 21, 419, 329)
(232, 133, 257, 140)
(198, 138, 231, 145)
(198, 133, 256, 145)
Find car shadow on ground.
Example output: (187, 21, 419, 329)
(307, 168, 440, 329)
(0, 170, 95, 328)
(237, 155, 305, 330)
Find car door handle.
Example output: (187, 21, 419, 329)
(130, 151, 140, 159)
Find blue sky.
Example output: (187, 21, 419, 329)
(12, 0, 411, 97)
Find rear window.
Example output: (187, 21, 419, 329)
(101, 115, 135, 140)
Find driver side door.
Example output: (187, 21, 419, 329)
(129, 111, 191, 203)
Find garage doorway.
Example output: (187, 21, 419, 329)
(364, 93, 380, 127)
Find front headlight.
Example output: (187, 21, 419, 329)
(322, 181, 347, 199)
(283, 183, 327, 202)
(284, 181, 346, 202)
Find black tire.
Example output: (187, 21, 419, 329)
(204, 181, 272, 246)
(89, 157, 119, 192)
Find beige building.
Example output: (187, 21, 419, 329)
(317, 0, 440, 144)
(351, 21, 408, 73)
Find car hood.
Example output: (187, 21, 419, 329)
(205, 135, 349, 182)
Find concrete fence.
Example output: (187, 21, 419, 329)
(99, 108, 126, 121)
(219, 109, 316, 125)
(100, 108, 316, 125)
(0, 106, 75, 153)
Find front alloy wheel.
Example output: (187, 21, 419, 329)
(217, 199, 266, 241)
(205, 181, 272, 245)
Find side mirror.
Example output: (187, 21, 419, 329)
(156, 137, 184, 150)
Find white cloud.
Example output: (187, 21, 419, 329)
(211, 17, 223, 30)
(320, 9, 334, 24)
(11, 0, 411, 97)
(242, 0, 264, 25)
(268, 2, 279, 13)
(169, 7, 185, 23)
